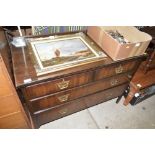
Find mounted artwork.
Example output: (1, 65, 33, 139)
(28, 33, 106, 75)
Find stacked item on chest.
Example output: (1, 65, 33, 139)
(87, 26, 152, 60)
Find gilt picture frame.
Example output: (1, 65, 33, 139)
(28, 33, 105, 75)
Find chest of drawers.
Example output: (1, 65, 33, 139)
(10, 32, 145, 128)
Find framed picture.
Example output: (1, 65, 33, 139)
(28, 33, 106, 75)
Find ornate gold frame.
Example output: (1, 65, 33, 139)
(27, 33, 106, 75)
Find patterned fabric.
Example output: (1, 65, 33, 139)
(32, 26, 88, 35)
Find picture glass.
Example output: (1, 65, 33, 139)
(28, 33, 106, 75)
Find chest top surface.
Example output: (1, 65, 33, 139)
(10, 32, 145, 88)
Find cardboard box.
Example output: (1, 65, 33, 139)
(87, 26, 152, 60)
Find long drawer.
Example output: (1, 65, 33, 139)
(95, 59, 137, 80)
(30, 73, 129, 113)
(25, 70, 93, 100)
(35, 83, 127, 127)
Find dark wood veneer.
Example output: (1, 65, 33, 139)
(10, 31, 146, 128)
(35, 84, 127, 127)
(29, 73, 129, 113)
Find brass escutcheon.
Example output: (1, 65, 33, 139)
(115, 65, 123, 74)
(56, 79, 70, 90)
(59, 108, 68, 115)
(57, 94, 70, 102)
(110, 79, 118, 86)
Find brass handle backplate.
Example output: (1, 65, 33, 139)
(57, 94, 70, 102)
(115, 65, 123, 74)
(59, 108, 68, 115)
(56, 79, 70, 90)
(110, 79, 118, 86)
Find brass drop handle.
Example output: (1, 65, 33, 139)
(110, 79, 118, 86)
(59, 108, 68, 115)
(56, 79, 70, 90)
(57, 94, 70, 102)
(115, 65, 123, 74)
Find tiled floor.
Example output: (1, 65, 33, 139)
(40, 95, 155, 129)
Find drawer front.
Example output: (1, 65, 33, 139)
(0, 112, 29, 129)
(95, 60, 136, 80)
(30, 73, 129, 113)
(35, 84, 127, 127)
(25, 71, 93, 100)
(0, 95, 20, 117)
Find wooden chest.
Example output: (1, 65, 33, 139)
(10, 32, 145, 128)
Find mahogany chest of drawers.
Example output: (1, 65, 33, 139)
(10, 32, 145, 128)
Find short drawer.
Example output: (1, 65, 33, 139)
(95, 60, 137, 80)
(35, 83, 127, 127)
(30, 73, 129, 113)
(25, 71, 93, 100)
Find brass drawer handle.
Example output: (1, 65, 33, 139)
(110, 79, 118, 86)
(57, 94, 70, 102)
(115, 65, 123, 74)
(59, 108, 68, 115)
(56, 79, 70, 90)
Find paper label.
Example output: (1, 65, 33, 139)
(24, 78, 32, 83)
